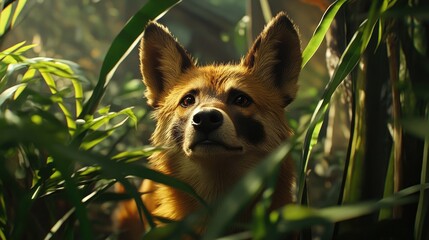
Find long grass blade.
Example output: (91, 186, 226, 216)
(259, 0, 272, 24)
(80, 0, 181, 118)
(361, 0, 387, 52)
(44, 208, 75, 240)
(39, 71, 76, 135)
(299, 25, 365, 203)
(1, 41, 26, 54)
(271, 183, 427, 237)
(301, 0, 348, 68)
(341, 67, 365, 204)
(0, 83, 25, 106)
(0, 3, 12, 36)
(117, 178, 156, 229)
(10, 0, 27, 28)
(415, 108, 429, 240)
(71, 78, 83, 117)
(50, 155, 93, 239)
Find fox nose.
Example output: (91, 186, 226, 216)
(192, 109, 223, 134)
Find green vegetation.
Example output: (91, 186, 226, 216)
(0, 0, 428, 239)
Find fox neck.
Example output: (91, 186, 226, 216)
(151, 150, 265, 203)
(149, 149, 294, 223)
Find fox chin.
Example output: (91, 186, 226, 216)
(114, 11, 302, 239)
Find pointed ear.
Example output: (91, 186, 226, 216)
(140, 21, 194, 108)
(242, 12, 302, 107)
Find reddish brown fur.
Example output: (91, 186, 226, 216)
(114, 12, 302, 239)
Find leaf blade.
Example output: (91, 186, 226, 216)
(301, 0, 348, 68)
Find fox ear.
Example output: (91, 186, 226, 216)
(243, 12, 302, 107)
(140, 21, 194, 108)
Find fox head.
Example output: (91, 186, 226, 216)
(140, 12, 301, 186)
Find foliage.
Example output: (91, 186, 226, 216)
(0, 0, 428, 240)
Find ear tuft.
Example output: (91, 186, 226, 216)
(243, 12, 302, 107)
(140, 21, 194, 108)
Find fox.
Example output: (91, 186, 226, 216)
(114, 12, 302, 239)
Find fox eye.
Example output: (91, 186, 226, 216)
(180, 94, 195, 108)
(234, 94, 252, 107)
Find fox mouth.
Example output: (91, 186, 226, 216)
(190, 139, 243, 152)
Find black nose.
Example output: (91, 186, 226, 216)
(192, 109, 223, 134)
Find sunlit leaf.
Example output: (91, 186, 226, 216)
(21, 66, 37, 82)
(299, 21, 371, 203)
(81, 0, 181, 117)
(301, 0, 348, 68)
(71, 78, 83, 117)
(97, 105, 110, 115)
(0, 42, 34, 64)
(259, 0, 272, 23)
(40, 71, 76, 135)
(361, 0, 389, 52)
(80, 117, 129, 150)
(11, 0, 27, 27)
(1, 41, 27, 53)
(78, 107, 135, 139)
(0, 3, 12, 36)
(415, 137, 429, 240)
(0, 83, 25, 106)
(81, 129, 114, 150)
(112, 147, 159, 163)
(268, 184, 425, 237)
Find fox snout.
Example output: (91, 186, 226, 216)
(191, 109, 223, 134)
(185, 106, 243, 158)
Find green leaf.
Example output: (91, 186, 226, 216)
(415, 136, 429, 240)
(0, 43, 32, 64)
(112, 147, 159, 163)
(44, 208, 75, 240)
(301, 0, 348, 68)
(31, 59, 75, 79)
(21, 66, 37, 82)
(259, 0, 272, 24)
(1, 41, 26, 54)
(80, 116, 129, 150)
(11, 0, 27, 28)
(0, 3, 12, 36)
(299, 24, 367, 203)
(80, 129, 115, 150)
(97, 105, 110, 115)
(361, 0, 389, 53)
(71, 78, 83, 117)
(39, 71, 76, 135)
(77, 107, 135, 141)
(80, 0, 181, 117)
(0, 83, 25, 106)
(269, 184, 426, 237)
(12, 67, 37, 99)
(50, 153, 94, 239)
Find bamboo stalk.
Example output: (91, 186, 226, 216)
(386, 20, 403, 218)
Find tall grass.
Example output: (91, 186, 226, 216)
(0, 0, 428, 239)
